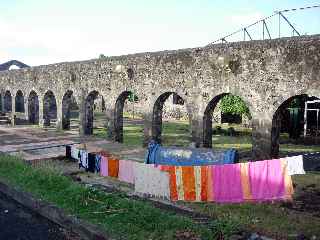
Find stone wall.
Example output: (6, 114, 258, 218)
(0, 35, 319, 159)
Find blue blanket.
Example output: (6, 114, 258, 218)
(145, 141, 238, 166)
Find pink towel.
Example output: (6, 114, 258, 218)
(118, 160, 135, 184)
(213, 164, 243, 203)
(100, 155, 109, 177)
(249, 159, 285, 201)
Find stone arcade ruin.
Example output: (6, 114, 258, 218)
(0, 35, 319, 160)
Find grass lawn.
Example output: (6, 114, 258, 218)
(94, 119, 320, 157)
(0, 154, 239, 240)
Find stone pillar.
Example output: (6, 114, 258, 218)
(56, 100, 63, 131)
(143, 112, 153, 147)
(78, 91, 86, 136)
(24, 98, 29, 121)
(190, 112, 204, 148)
(11, 99, 16, 126)
(105, 106, 116, 141)
(251, 118, 274, 160)
(38, 99, 44, 127)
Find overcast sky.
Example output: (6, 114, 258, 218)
(1, 0, 319, 66)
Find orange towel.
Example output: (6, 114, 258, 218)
(181, 166, 196, 201)
(240, 163, 252, 201)
(200, 166, 208, 201)
(280, 159, 294, 199)
(108, 156, 119, 178)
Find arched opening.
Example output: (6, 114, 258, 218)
(85, 91, 105, 135)
(203, 93, 252, 160)
(62, 90, 79, 130)
(43, 91, 57, 127)
(28, 91, 39, 124)
(114, 91, 141, 144)
(4, 90, 12, 113)
(152, 92, 190, 146)
(15, 90, 25, 112)
(9, 65, 20, 70)
(271, 94, 320, 158)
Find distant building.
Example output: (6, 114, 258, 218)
(0, 60, 29, 71)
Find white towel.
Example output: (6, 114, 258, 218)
(71, 146, 80, 160)
(134, 163, 170, 199)
(285, 155, 305, 175)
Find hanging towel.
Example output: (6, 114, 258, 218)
(158, 165, 208, 202)
(87, 153, 96, 173)
(95, 154, 102, 173)
(284, 155, 305, 175)
(108, 156, 119, 178)
(100, 155, 109, 177)
(134, 163, 170, 199)
(79, 150, 88, 170)
(249, 159, 287, 201)
(213, 164, 244, 203)
(118, 160, 135, 184)
(66, 145, 71, 159)
(71, 146, 79, 160)
(239, 162, 252, 201)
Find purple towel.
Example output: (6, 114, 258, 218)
(100, 155, 109, 177)
(249, 159, 285, 201)
(118, 160, 135, 184)
(213, 164, 243, 203)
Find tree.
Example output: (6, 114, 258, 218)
(220, 95, 251, 118)
(99, 54, 107, 59)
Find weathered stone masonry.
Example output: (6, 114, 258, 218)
(0, 35, 320, 160)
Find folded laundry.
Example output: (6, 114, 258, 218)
(145, 141, 238, 166)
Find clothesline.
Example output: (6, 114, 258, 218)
(66, 143, 306, 203)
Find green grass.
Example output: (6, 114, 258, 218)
(0, 154, 239, 240)
(182, 172, 320, 239)
(93, 116, 320, 156)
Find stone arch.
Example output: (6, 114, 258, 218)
(28, 91, 39, 124)
(271, 94, 313, 158)
(15, 90, 25, 112)
(114, 91, 137, 142)
(84, 90, 100, 135)
(62, 90, 79, 130)
(43, 90, 57, 126)
(203, 93, 252, 148)
(4, 90, 12, 113)
(152, 92, 187, 144)
(203, 93, 228, 148)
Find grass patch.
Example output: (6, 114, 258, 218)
(182, 172, 320, 239)
(92, 116, 320, 157)
(0, 154, 239, 240)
